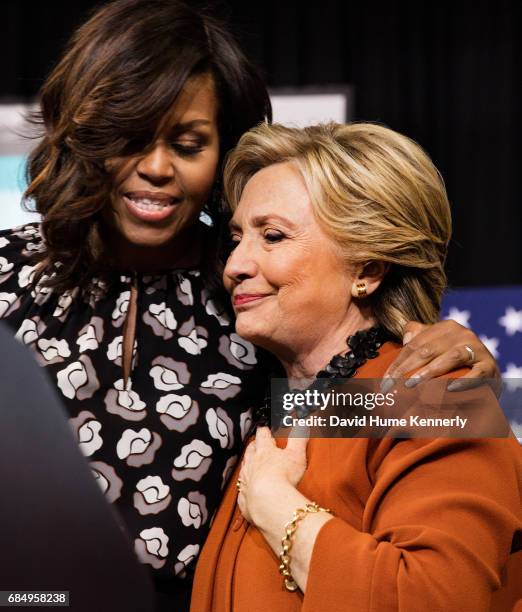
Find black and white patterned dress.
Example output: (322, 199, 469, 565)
(0, 223, 266, 594)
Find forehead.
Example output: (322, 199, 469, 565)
(159, 73, 218, 129)
(233, 162, 314, 226)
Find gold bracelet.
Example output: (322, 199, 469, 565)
(278, 501, 331, 592)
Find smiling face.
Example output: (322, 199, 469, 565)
(224, 162, 363, 365)
(103, 73, 220, 267)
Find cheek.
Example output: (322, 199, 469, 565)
(223, 276, 234, 302)
(179, 153, 219, 202)
(276, 253, 351, 315)
(263, 254, 304, 295)
(271, 266, 316, 322)
(276, 275, 324, 323)
(107, 160, 135, 201)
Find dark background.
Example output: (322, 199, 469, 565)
(1, 0, 520, 288)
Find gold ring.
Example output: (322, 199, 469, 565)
(464, 345, 475, 363)
(236, 478, 242, 492)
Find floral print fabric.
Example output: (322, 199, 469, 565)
(0, 223, 266, 584)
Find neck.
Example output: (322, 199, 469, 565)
(104, 224, 202, 273)
(278, 308, 376, 380)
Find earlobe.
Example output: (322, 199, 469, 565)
(355, 281, 367, 298)
(352, 261, 389, 298)
(351, 280, 368, 298)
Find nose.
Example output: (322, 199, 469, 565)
(224, 237, 259, 286)
(136, 142, 175, 185)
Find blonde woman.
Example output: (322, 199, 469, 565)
(191, 123, 522, 611)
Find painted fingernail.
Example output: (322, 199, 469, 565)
(381, 377, 395, 393)
(403, 332, 413, 345)
(447, 380, 464, 391)
(405, 376, 422, 388)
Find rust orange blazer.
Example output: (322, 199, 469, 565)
(191, 343, 522, 611)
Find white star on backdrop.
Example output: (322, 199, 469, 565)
(498, 307, 522, 336)
(502, 363, 522, 392)
(444, 307, 471, 328)
(511, 421, 522, 444)
(480, 335, 500, 359)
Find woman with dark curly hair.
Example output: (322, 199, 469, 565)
(0, 0, 502, 609)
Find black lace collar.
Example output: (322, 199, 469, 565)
(254, 326, 391, 428)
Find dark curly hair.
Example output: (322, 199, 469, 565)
(24, 0, 272, 292)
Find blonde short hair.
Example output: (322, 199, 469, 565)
(223, 122, 452, 340)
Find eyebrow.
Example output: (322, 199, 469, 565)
(228, 214, 297, 231)
(169, 120, 212, 131)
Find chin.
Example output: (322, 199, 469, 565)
(235, 319, 276, 353)
(234, 318, 263, 343)
(118, 223, 179, 248)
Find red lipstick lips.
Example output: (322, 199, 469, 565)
(233, 294, 268, 307)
